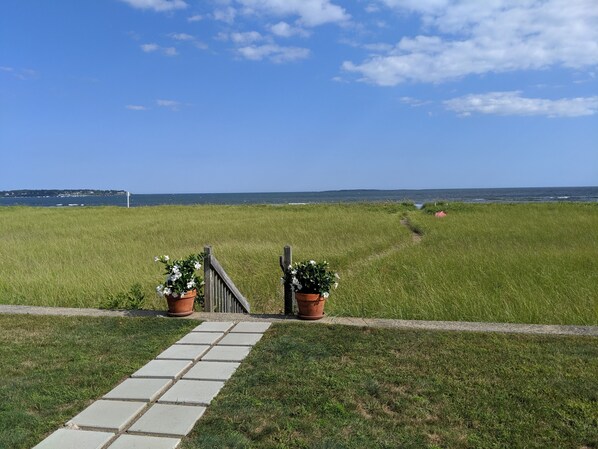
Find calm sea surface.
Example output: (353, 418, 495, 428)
(1, 187, 597, 208)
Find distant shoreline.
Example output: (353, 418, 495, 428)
(0, 187, 596, 208)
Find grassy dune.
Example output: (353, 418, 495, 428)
(0, 202, 596, 324)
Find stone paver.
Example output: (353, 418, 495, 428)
(202, 345, 252, 362)
(158, 379, 225, 405)
(132, 360, 192, 379)
(32, 429, 114, 449)
(128, 404, 206, 437)
(218, 332, 263, 346)
(67, 400, 146, 432)
(156, 344, 210, 361)
(230, 322, 272, 333)
(177, 332, 223, 345)
(103, 378, 172, 402)
(108, 434, 181, 449)
(192, 321, 234, 332)
(183, 361, 240, 381)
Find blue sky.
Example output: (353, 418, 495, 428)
(1, 0, 597, 193)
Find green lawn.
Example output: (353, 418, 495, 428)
(0, 314, 196, 449)
(1, 202, 597, 324)
(185, 324, 598, 449)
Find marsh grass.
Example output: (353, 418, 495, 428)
(0, 202, 596, 324)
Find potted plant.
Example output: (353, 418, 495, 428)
(284, 259, 339, 320)
(155, 253, 204, 317)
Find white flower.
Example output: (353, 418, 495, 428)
(156, 285, 164, 296)
(194, 261, 201, 270)
(334, 273, 340, 279)
(291, 270, 297, 275)
(172, 265, 180, 273)
(186, 281, 195, 289)
(334, 282, 338, 289)
(164, 255, 170, 261)
(154, 256, 160, 262)
(163, 287, 172, 295)
(322, 292, 329, 298)
(309, 260, 316, 265)
(288, 265, 292, 270)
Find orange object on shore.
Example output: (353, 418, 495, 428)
(435, 211, 447, 217)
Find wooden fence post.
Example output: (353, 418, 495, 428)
(203, 245, 213, 312)
(280, 245, 294, 315)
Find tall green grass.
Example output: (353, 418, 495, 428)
(0, 202, 596, 324)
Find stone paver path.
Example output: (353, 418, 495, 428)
(32, 321, 271, 449)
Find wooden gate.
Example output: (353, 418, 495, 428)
(203, 246, 250, 314)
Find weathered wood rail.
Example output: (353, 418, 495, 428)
(279, 245, 295, 315)
(203, 246, 250, 314)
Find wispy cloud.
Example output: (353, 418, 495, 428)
(120, 0, 187, 12)
(343, 0, 598, 85)
(444, 91, 598, 118)
(141, 43, 178, 56)
(269, 21, 310, 38)
(169, 33, 194, 41)
(235, 0, 349, 27)
(0, 66, 39, 80)
(168, 32, 208, 50)
(237, 44, 310, 63)
(125, 105, 148, 111)
(213, 6, 237, 24)
(187, 14, 203, 22)
(400, 96, 432, 107)
(156, 99, 182, 111)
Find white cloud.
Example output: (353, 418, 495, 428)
(156, 99, 181, 110)
(120, 0, 187, 12)
(235, 0, 349, 27)
(237, 44, 310, 63)
(141, 43, 178, 56)
(444, 91, 598, 117)
(213, 6, 237, 24)
(170, 33, 194, 41)
(141, 43, 159, 52)
(187, 14, 203, 22)
(269, 21, 310, 38)
(343, 0, 598, 85)
(1, 66, 39, 80)
(230, 31, 263, 44)
(400, 96, 431, 107)
(168, 33, 208, 50)
(126, 105, 147, 111)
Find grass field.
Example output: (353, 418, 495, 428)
(4, 317, 596, 449)
(0, 202, 597, 324)
(185, 324, 598, 449)
(0, 314, 196, 449)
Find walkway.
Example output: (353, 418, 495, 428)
(33, 321, 271, 449)
(1, 304, 597, 336)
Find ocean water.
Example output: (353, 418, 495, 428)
(1, 186, 597, 208)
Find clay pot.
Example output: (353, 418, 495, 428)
(295, 292, 326, 320)
(166, 289, 196, 317)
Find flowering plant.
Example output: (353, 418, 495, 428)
(155, 253, 204, 298)
(283, 259, 339, 298)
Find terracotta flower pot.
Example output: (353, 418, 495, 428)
(166, 289, 196, 317)
(295, 292, 326, 320)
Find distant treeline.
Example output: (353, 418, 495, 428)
(1, 189, 126, 198)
